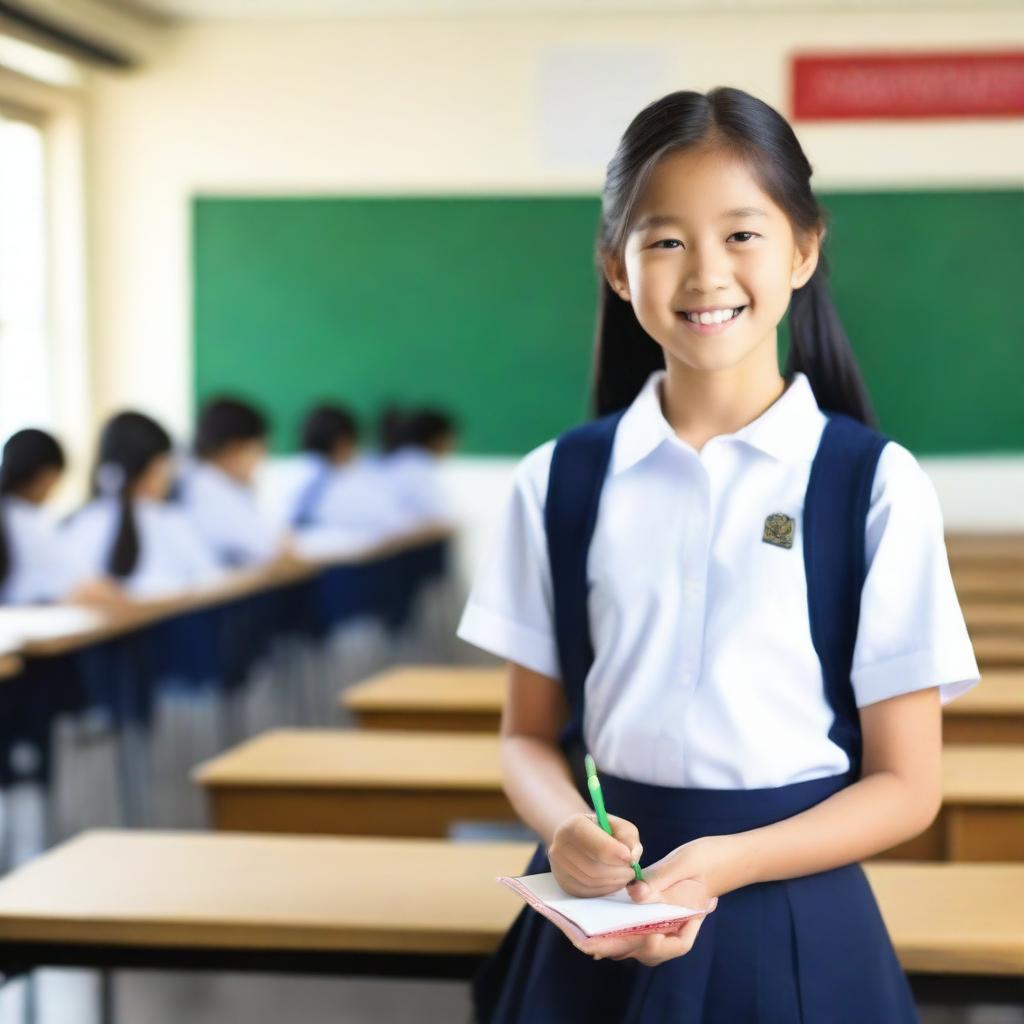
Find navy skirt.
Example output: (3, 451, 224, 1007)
(473, 771, 919, 1024)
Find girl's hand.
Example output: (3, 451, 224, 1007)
(564, 835, 730, 966)
(548, 811, 642, 897)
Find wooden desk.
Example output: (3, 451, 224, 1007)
(343, 666, 504, 732)
(947, 533, 1024, 569)
(0, 831, 1019, 1006)
(944, 671, 1024, 744)
(884, 745, 1024, 862)
(193, 730, 514, 837)
(963, 603, 1024, 635)
(0, 654, 23, 681)
(971, 634, 1024, 668)
(953, 569, 1024, 604)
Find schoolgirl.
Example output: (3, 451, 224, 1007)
(179, 396, 287, 567)
(63, 411, 221, 597)
(456, 86, 979, 1023)
(290, 402, 408, 545)
(0, 429, 88, 604)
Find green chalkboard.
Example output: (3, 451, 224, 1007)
(193, 191, 1024, 456)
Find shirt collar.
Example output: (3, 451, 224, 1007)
(610, 369, 824, 475)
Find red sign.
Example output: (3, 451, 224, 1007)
(792, 51, 1024, 120)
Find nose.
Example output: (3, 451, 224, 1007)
(682, 242, 733, 295)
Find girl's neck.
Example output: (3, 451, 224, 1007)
(659, 350, 787, 454)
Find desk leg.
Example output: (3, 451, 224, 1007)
(99, 969, 115, 1024)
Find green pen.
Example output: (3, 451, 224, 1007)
(585, 753, 643, 882)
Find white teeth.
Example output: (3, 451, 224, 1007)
(685, 307, 741, 325)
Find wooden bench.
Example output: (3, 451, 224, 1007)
(342, 666, 504, 732)
(193, 729, 516, 837)
(944, 670, 1024, 744)
(0, 830, 1019, 1007)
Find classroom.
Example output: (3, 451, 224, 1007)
(0, 0, 1021, 1021)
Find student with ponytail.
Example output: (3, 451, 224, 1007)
(63, 412, 220, 596)
(457, 87, 978, 1022)
(0, 429, 88, 604)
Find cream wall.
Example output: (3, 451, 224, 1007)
(84, 12, 1024, 569)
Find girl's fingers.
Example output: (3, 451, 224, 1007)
(576, 816, 637, 867)
(606, 815, 642, 860)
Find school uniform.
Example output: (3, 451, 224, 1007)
(62, 497, 223, 598)
(178, 460, 283, 567)
(377, 446, 453, 529)
(290, 453, 411, 544)
(0, 497, 89, 604)
(457, 369, 979, 1023)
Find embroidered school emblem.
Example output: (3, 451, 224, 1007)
(762, 512, 795, 549)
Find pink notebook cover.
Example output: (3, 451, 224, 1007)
(498, 874, 708, 943)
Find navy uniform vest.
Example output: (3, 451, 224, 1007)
(544, 407, 889, 789)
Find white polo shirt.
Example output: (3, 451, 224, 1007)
(456, 370, 980, 790)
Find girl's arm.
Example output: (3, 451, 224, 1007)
(648, 685, 943, 899)
(721, 685, 942, 889)
(500, 660, 643, 894)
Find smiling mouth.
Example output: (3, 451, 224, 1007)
(677, 305, 748, 325)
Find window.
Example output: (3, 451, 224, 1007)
(0, 109, 53, 441)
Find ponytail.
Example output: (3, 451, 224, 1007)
(785, 252, 877, 427)
(93, 411, 172, 579)
(108, 489, 140, 579)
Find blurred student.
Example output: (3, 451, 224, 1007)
(378, 406, 458, 528)
(179, 396, 288, 567)
(290, 403, 406, 546)
(63, 412, 220, 597)
(0, 429, 102, 604)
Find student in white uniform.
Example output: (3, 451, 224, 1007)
(0, 429, 97, 604)
(376, 407, 457, 529)
(179, 397, 289, 567)
(457, 86, 979, 1024)
(290, 403, 408, 547)
(63, 412, 221, 598)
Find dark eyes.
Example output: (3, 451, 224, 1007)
(652, 232, 757, 249)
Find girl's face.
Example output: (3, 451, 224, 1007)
(133, 453, 173, 501)
(604, 145, 820, 377)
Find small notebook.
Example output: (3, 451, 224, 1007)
(498, 871, 705, 943)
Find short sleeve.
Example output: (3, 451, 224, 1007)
(851, 442, 980, 708)
(455, 440, 560, 679)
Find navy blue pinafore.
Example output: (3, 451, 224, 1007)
(472, 410, 921, 1024)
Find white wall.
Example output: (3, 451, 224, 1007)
(83, 11, 1024, 567)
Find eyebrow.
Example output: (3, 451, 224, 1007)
(633, 207, 769, 232)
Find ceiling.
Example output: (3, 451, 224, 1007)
(101, 0, 1017, 20)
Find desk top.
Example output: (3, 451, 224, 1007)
(0, 654, 23, 680)
(0, 831, 1021, 974)
(943, 745, 1024, 805)
(0, 830, 528, 955)
(10, 526, 453, 659)
(946, 671, 1024, 716)
(343, 666, 504, 714)
(193, 729, 504, 791)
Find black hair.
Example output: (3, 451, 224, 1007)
(377, 405, 408, 455)
(194, 396, 268, 459)
(0, 429, 66, 586)
(592, 86, 876, 426)
(402, 408, 458, 451)
(93, 411, 173, 579)
(301, 403, 359, 455)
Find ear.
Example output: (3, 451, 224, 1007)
(602, 252, 631, 302)
(791, 226, 823, 290)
